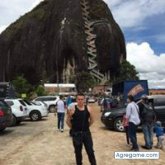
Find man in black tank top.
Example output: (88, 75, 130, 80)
(66, 93, 96, 165)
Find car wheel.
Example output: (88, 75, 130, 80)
(114, 117, 125, 132)
(49, 105, 56, 113)
(10, 115, 17, 126)
(30, 111, 41, 121)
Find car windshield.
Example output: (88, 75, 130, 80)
(5, 100, 14, 106)
(19, 100, 27, 106)
(35, 96, 57, 101)
(23, 100, 32, 105)
(31, 102, 40, 106)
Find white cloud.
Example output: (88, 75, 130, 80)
(0, 0, 43, 33)
(104, 0, 165, 28)
(148, 79, 165, 89)
(127, 42, 165, 88)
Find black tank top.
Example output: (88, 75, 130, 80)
(71, 105, 90, 132)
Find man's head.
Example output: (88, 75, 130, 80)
(59, 95, 63, 100)
(127, 95, 134, 102)
(76, 93, 85, 107)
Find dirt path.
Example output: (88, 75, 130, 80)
(0, 104, 165, 165)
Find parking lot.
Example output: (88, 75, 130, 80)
(0, 104, 165, 165)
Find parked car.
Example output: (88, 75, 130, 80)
(5, 98, 28, 126)
(32, 96, 59, 112)
(0, 99, 13, 131)
(101, 106, 126, 132)
(101, 95, 165, 132)
(23, 100, 48, 121)
(32, 101, 48, 111)
(147, 95, 165, 126)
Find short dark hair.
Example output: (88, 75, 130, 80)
(76, 93, 85, 97)
(128, 95, 134, 101)
(59, 95, 63, 99)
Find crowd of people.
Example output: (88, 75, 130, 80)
(124, 94, 165, 151)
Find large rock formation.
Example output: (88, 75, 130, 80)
(0, 0, 126, 85)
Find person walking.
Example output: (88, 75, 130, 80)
(125, 95, 140, 151)
(66, 95, 72, 108)
(66, 93, 96, 165)
(56, 95, 66, 132)
(138, 95, 156, 149)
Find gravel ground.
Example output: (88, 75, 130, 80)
(0, 104, 165, 165)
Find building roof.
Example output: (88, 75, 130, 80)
(44, 83, 76, 88)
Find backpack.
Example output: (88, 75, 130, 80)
(141, 103, 156, 124)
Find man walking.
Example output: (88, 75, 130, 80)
(56, 95, 66, 132)
(66, 93, 96, 165)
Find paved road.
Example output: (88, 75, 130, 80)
(0, 104, 165, 165)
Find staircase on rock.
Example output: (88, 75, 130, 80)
(80, 0, 109, 83)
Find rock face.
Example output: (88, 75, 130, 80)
(0, 0, 126, 85)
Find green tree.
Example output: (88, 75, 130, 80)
(12, 75, 32, 98)
(35, 85, 46, 96)
(75, 71, 97, 92)
(113, 60, 139, 83)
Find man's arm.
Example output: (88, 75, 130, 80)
(66, 107, 75, 128)
(66, 112, 72, 128)
(88, 106, 95, 126)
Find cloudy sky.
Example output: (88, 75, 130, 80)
(0, 0, 165, 89)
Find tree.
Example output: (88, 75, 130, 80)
(12, 75, 32, 98)
(75, 71, 97, 92)
(113, 60, 139, 83)
(35, 85, 47, 96)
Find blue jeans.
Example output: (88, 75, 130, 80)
(128, 122, 138, 149)
(142, 123, 154, 148)
(57, 113, 65, 129)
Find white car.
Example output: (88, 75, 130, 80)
(5, 98, 28, 126)
(23, 100, 48, 121)
(32, 96, 59, 112)
(32, 101, 48, 110)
